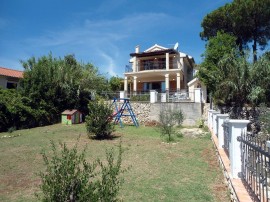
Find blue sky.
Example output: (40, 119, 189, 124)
(0, 0, 232, 77)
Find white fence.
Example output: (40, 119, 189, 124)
(120, 90, 202, 103)
(209, 109, 270, 201)
(208, 110, 250, 178)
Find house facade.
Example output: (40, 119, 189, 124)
(0, 67, 23, 89)
(124, 44, 195, 94)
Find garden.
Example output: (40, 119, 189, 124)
(0, 123, 229, 202)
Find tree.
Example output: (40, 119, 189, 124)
(249, 54, 270, 105)
(158, 107, 184, 142)
(20, 54, 109, 123)
(200, 0, 270, 62)
(197, 32, 238, 95)
(85, 100, 115, 139)
(0, 89, 48, 131)
(109, 76, 123, 92)
(214, 53, 251, 107)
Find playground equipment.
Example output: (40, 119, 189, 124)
(111, 98, 139, 127)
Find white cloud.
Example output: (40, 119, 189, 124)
(99, 51, 117, 76)
(24, 12, 176, 76)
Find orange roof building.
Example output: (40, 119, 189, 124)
(0, 67, 24, 89)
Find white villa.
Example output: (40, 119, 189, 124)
(124, 43, 206, 102)
(123, 44, 195, 94)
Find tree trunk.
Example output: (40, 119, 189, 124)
(252, 38, 257, 62)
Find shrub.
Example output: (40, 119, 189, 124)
(37, 139, 124, 202)
(172, 109, 184, 126)
(259, 104, 270, 135)
(158, 107, 185, 142)
(85, 100, 115, 139)
(130, 94, 150, 101)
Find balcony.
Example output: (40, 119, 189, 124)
(139, 60, 166, 71)
(125, 65, 133, 73)
(125, 61, 178, 73)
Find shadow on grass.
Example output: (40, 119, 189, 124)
(88, 133, 122, 141)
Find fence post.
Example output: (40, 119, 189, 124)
(228, 119, 250, 179)
(120, 91, 126, 98)
(216, 114, 229, 148)
(194, 88, 202, 103)
(212, 111, 220, 136)
(150, 90, 157, 103)
(208, 110, 214, 129)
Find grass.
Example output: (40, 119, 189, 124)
(0, 124, 229, 202)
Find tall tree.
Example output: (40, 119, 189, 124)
(197, 32, 238, 95)
(200, 0, 270, 62)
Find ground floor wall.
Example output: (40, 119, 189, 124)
(116, 102, 204, 126)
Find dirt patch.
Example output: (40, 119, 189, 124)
(179, 128, 208, 138)
(143, 120, 160, 127)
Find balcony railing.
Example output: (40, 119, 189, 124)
(125, 65, 133, 73)
(125, 61, 178, 73)
(139, 61, 166, 71)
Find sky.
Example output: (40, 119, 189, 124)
(0, 0, 232, 77)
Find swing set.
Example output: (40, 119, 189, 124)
(109, 98, 139, 128)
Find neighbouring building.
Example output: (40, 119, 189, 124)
(123, 44, 195, 94)
(0, 67, 23, 89)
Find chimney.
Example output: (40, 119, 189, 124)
(135, 45, 140, 53)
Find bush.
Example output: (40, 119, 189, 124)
(130, 94, 150, 101)
(172, 109, 184, 126)
(85, 100, 115, 139)
(259, 104, 270, 135)
(158, 107, 184, 142)
(37, 139, 124, 202)
(0, 89, 47, 132)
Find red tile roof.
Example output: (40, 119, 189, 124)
(0, 67, 23, 78)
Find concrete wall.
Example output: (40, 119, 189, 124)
(118, 102, 203, 126)
(149, 103, 202, 126)
(0, 76, 7, 88)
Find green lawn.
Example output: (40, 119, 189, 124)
(0, 124, 229, 202)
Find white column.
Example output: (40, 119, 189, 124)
(133, 76, 137, 94)
(212, 111, 220, 136)
(208, 110, 214, 129)
(124, 76, 128, 91)
(228, 119, 250, 179)
(216, 114, 229, 148)
(165, 74, 169, 92)
(119, 91, 126, 102)
(150, 90, 157, 103)
(166, 53, 169, 71)
(133, 57, 137, 72)
(176, 73, 181, 92)
(194, 88, 202, 103)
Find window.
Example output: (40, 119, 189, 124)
(6, 82, 18, 89)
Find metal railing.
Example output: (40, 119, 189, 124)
(139, 61, 166, 71)
(238, 132, 270, 202)
(127, 92, 150, 102)
(167, 91, 193, 102)
(100, 91, 120, 100)
(125, 65, 133, 73)
(125, 62, 178, 72)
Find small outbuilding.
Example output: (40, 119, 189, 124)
(61, 109, 82, 125)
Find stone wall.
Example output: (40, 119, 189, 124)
(115, 102, 203, 126)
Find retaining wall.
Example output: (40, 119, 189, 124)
(116, 102, 204, 126)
